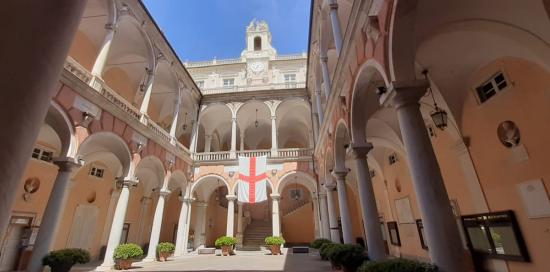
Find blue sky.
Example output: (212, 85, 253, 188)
(143, 0, 311, 62)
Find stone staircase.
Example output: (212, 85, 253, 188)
(240, 220, 272, 251)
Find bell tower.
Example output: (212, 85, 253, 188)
(242, 19, 277, 59)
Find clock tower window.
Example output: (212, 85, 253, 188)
(254, 36, 262, 51)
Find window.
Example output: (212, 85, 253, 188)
(475, 72, 509, 103)
(196, 80, 204, 88)
(89, 167, 104, 178)
(416, 219, 428, 250)
(284, 74, 296, 82)
(388, 153, 398, 165)
(31, 147, 53, 162)
(254, 36, 262, 51)
(462, 210, 530, 262)
(387, 221, 401, 246)
(223, 78, 234, 87)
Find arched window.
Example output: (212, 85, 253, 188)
(254, 37, 262, 51)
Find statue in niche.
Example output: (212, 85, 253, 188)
(497, 120, 521, 148)
(23, 177, 40, 202)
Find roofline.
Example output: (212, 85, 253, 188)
(138, 0, 203, 101)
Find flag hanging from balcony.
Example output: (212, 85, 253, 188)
(237, 156, 268, 203)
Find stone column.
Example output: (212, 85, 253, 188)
(174, 197, 190, 256)
(351, 143, 386, 260)
(392, 83, 467, 272)
(314, 90, 324, 124)
(325, 184, 341, 243)
(144, 189, 170, 262)
(28, 158, 81, 272)
(312, 195, 321, 238)
(139, 68, 155, 122)
(169, 104, 180, 144)
(333, 171, 353, 244)
(194, 202, 208, 249)
(183, 198, 194, 253)
(230, 117, 237, 158)
(0, 0, 86, 238)
(318, 192, 331, 239)
(226, 195, 237, 237)
(312, 113, 320, 142)
(320, 55, 332, 98)
(271, 194, 281, 236)
(236, 202, 244, 245)
(204, 134, 212, 153)
(270, 115, 278, 157)
(328, 0, 343, 54)
(90, 23, 115, 86)
(190, 120, 199, 153)
(97, 178, 139, 270)
(136, 196, 152, 245)
(240, 131, 245, 151)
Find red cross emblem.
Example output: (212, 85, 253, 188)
(239, 157, 267, 203)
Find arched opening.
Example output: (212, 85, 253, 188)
(254, 36, 262, 51)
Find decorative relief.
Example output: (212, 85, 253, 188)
(23, 178, 40, 202)
(497, 120, 520, 148)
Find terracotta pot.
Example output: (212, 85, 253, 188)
(269, 245, 281, 255)
(158, 251, 172, 262)
(221, 245, 232, 256)
(49, 263, 74, 272)
(115, 259, 133, 270)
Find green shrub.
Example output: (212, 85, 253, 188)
(215, 236, 237, 247)
(310, 238, 332, 249)
(359, 258, 438, 272)
(113, 243, 144, 260)
(42, 248, 90, 272)
(319, 242, 336, 260)
(156, 242, 175, 253)
(328, 244, 366, 271)
(264, 236, 285, 246)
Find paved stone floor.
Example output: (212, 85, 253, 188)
(76, 249, 332, 272)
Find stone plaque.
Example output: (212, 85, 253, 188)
(395, 196, 415, 224)
(517, 179, 550, 218)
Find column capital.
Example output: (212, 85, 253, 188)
(390, 80, 429, 109)
(331, 169, 348, 181)
(350, 142, 374, 159)
(329, 0, 338, 10)
(320, 55, 328, 62)
(270, 115, 277, 121)
(159, 189, 171, 197)
(196, 201, 208, 207)
(53, 157, 82, 172)
(324, 183, 336, 191)
(105, 23, 115, 30)
(232, 117, 237, 122)
(270, 193, 281, 200)
(226, 194, 237, 201)
(118, 177, 139, 188)
(183, 197, 195, 204)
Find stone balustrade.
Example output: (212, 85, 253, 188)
(201, 82, 306, 95)
(195, 148, 313, 163)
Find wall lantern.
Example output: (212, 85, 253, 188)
(254, 109, 259, 128)
(423, 70, 448, 130)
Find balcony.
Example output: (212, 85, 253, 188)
(200, 82, 306, 95)
(194, 148, 313, 164)
(62, 57, 191, 162)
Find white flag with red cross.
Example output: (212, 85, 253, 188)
(237, 156, 268, 203)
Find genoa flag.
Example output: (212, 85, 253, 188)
(237, 156, 268, 203)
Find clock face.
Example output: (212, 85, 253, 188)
(249, 62, 265, 73)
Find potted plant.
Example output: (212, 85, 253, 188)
(156, 242, 175, 261)
(310, 238, 332, 249)
(113, 243, 143, 270)
(328, 244, 367, 272)
(319, 242, 336, 260)
(215, 236, 237, 256)
(264, 236, 285, 255)
(359, 258, 438, 272)
(42, 248, 90, 272)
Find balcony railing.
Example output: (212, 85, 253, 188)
(63, 56, 192, 161)
(201, 82, 306, 95)
(194, 148, 313, 162)
(184, 53, 306, 68)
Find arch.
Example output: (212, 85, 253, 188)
(77, 131, 132, 178)
(276, 98, 312, 148)
(237, 100, 271, 150)
(197, 103, 232, 152)
(388, 0, 420, 81)
(333, 119, 350, 172)
(47, 102, 78, 158)
(232, 175, 275, 195)
(168, 169, 188, 192)
(350, 59, 390, 144)
(190, 174, 231, 201)
(135, 155, 165, 194)
(276, 171, 318, 195)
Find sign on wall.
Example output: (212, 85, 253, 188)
(517, 179, 550, 218)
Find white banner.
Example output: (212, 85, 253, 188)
(237, 156, 268, 203)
